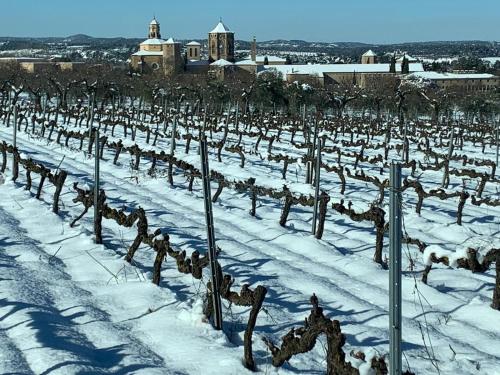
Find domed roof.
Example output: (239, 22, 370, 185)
(150, 17, 159, 26)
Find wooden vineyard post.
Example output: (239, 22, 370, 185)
(200, 135, 223, 330)
(312, 138, 322, 235)
(389, 161, 402, 375)
(94, 128, 101, 244)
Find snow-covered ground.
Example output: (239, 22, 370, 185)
(0, 113, 499, 374)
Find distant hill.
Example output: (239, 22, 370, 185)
(0, 35, 497, 64)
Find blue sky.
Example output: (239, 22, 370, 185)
(1, 0, 499, 43)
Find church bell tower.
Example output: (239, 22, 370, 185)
(208, 19, 235, 62)
(148, 17, 161, 39)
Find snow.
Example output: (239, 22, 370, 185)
(132, 50, 163, 56)
(248, 55, 287, 63)
(262, 62, 425, 77)
(210, 59, 233, 66)
(186, 41, 201, 46)
(0, 108, 499, 374)
(409, 71, 497, 80)
(397, 54, 417, 62)
(165, 37, 176, 44)
(150, 18, 159, 25)
(235, 59, 257, 66)
(362, 49, 377, 56)
(210, 21, 232, 34)
(140, 38, 166, 46)
(481, 57, 500, 65)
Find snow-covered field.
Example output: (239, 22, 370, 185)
(0, 112, 499, 374)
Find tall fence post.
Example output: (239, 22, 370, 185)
(310, 116, 319, 185)
(94, 128, 101, 244)
(200, 134, 223, 330)
(235, 101, 239, 131)
(442, 127, 454, 187)
(495, 117, 499, 177)
(312, 138, 322, 235)
(389, 161, 402, 375)
(13, 104, 17, 148)
(170, 113, 177, 156)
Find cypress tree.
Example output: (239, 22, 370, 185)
(389, 54, 396, 73)
(401, 56, 410, 74)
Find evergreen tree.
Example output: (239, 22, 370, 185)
(401, 56, 410, 74)
(389, 54, 396, 73)
(264, 56, 269, 65)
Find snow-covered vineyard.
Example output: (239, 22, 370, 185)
(0, 96, 499, 374)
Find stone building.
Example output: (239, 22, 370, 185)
(130, 18, 184, 74)
(208, 20, 235, 62)
(186, 41, 201, 61)
(263, 62, 425, 87)
(0, 57, 84, 73)
(407, 71, 499, 92)
(361, 50, 377, 64)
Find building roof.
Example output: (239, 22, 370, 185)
(187, 60, 210, 66)
(150, 18, 159, 25)
(165, 37, 176, 44)
(132, 50, 163, 56)
(140, 38, 166, 45)
(236, 59, 257, 66)
(362, 50, 377, 57)
(262, 63, 424, 77)
(210, 59, 234, 67)
(250, 55, 287, 64)
(186, 41, 201, 46)
(408, 71, 497, 80)
(210, 21, 232, 34)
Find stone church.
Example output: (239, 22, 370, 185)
(130, 18, 184, 75)
(130, 18, 237, 75)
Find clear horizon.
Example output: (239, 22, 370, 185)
(1, 0, 499, 44)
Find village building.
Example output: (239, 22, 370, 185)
(361, 50, 378, 64)
(0, 57, 84, 73)
(261, 61, 425, 87)
(127, 19, 499, 92)
(130, 18, 184, 74)
(407, 71, 499, 92)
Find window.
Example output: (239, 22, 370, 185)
(151, 62, 160, 71)
(189, 48, 193, 57)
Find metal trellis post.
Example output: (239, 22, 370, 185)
(170, 113, 177, 156)
(496, 117, 499, 177)
(200, 135, 223, 330)
(94, 128, 100, 244)
(389, 161, 402, 375)
(13, 104, 17, 148)
(312, 138, 322, 235)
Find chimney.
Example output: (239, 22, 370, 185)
(251, 36, 257, 62)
